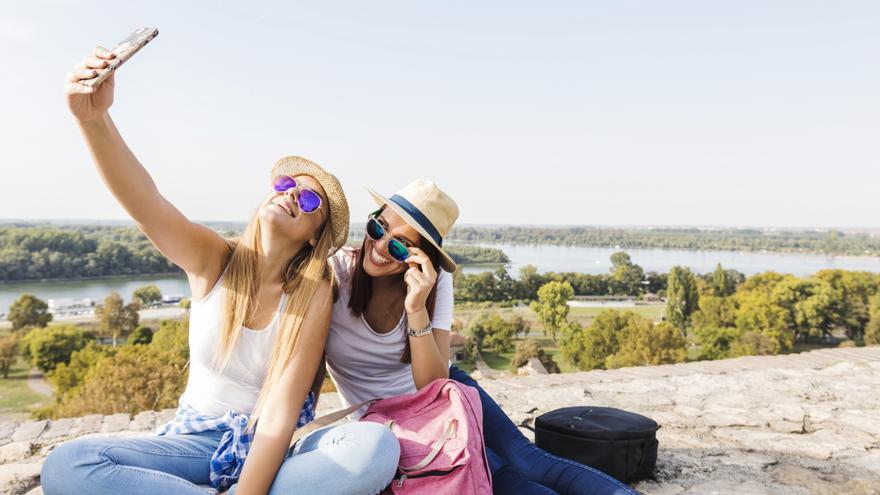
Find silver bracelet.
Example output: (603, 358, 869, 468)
(407, 320, 433, 338)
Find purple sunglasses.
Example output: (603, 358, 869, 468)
(271, 175, 323, 214)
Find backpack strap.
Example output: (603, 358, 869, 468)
(399, 417, 458, 472)
(288, 399, 373, 448)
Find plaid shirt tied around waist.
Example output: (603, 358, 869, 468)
(154, 391, 316, 490)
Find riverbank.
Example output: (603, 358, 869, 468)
(0, 272, 182, 286)
(0, 307, 187, 330)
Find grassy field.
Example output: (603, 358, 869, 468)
(453, 302, 667, 374)
(0, 358, 47, 421)
(454, 303, 665, 328)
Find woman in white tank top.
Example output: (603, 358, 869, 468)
(42, 45, 399, 495)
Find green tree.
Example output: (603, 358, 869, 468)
(48, 342, 188, 417)
(866, 294, 880, 346)
(735, 290, 791, 354)
(605, 321, 687, 369)
(771, 277, 835, 342)
(712, 263, 736, 297)
(730, 331, 777, 356)
(0, 333, 21, 378)
(481, 314, 516, 353)
(530, 281, 574, 341)
(666, 266, 699, 329)
(49, 342, 115, 401)
(562, 310, 627, 370)
(97, 292, 140, 346)
(694, 326, 742, 360)
(610, 252, 645, 296)
(517, 265, 545, 300)
(132, 284, 163, 306)
(814, 270, 879, 341)
(151, 318, 190, 355)
(20, 326, 95, 373)
(510, 339, 560, 373)
(465, 312, 520, 353)
(691, 296, 738, 330)
(129, 326, 154, 345)
(493, 267, 518, 301)
(866, 314, 880, 345)
(8, 293, 53, 330)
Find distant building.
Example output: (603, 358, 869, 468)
(449, 332, 468, 363)
(47, 298, 96, 317)
(642, 293, 662, 303)
(162, 294, 185, 304)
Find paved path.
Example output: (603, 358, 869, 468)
(25, 370, 52, 397)
(473, 350, 498, 379)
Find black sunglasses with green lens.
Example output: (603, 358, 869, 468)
(366, 215, 412, 262)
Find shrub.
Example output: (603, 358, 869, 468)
(510, 339, 560, 373)
(21, 326, 95, 373)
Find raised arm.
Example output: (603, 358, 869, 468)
(232, 282, 332, 495)
(65, 46, 227, 287)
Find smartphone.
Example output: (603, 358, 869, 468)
(82, 27, 159, 87)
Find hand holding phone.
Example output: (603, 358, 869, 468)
(65, 28, 158, 123)
(82, 27, 158, 88)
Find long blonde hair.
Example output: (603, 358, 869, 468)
(213, 211, 334, 428)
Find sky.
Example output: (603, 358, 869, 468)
(1, 1, 878, 228)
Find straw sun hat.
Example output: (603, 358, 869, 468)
(271, 156, 350, 255)
(365, 179, 460, 272)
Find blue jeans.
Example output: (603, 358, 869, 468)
(449, 366, 640, 495)
(41, 421, 399, 495)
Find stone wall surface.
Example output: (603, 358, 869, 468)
(2, 346, 879, 495)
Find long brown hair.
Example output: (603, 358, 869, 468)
(348, 213, 444, 363)
(214, 210, 334, 428)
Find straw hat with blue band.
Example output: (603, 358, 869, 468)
(364, 179, 460, 273)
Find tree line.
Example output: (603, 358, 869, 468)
(0, 226, 178, 281)
(0, 225, 508, 282)
(453, 252, 685, 302)
(445, 226, 880, 257)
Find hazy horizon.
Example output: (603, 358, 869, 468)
(3, 217, 880, 234)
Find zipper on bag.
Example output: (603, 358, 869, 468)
(397, 465, 464, 488)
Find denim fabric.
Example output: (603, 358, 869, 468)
(154, 391, 316, 490)
(41, 422, 399, 495)
(449, 366, 641, 495)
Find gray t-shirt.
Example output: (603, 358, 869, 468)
(325, 247, 453, 417)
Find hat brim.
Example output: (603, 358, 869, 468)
(364, 186, 457, 273)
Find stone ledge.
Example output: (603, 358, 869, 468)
(2, 346, 879, 495)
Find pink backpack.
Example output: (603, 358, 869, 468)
(360, 379, 493, 494)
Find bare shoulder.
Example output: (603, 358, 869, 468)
(187, 238, 235, 301)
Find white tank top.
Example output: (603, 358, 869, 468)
(179, 275, 285, 417)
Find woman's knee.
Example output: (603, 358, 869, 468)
(342, 421, 400, 466)
(41, 438, 105, 494)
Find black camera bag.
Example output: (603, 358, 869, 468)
(533, 406, 659, 482)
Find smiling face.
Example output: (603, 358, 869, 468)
(258, 174, 328, 252)
(362, 208, 422, 278)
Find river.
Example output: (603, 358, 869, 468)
(3, 244, 880, 313)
